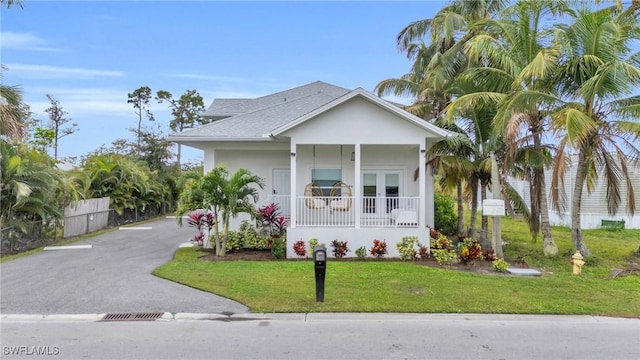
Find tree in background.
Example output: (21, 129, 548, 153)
(156, 89, 207, 165)
(127, 86, 155, 147)
(0, 0, 23, 9)
(44, 94, 78, 160)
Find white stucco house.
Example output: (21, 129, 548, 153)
(167, 81, 452, 257)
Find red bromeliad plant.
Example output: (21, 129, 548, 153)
(293, 240, 307, 257)
(369, 239, 387, 258)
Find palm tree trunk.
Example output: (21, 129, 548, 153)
(571, 151, 592, 256)
(480, 181, 490, 249)
(469, 181, 479, 239)
(456, 180, 464, 235)
(220, 218, 229, 256)
(538, 168, 558, 256)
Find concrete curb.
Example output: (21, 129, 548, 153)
(1, 313, 636, 323)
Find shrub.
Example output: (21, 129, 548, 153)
(293, 240, 307, 257)
(397, 236, 418, 261)
(271, 237, 286, 259)
(257, 203, 287, 238)
(225, 230, 244, 251)
(308, 238, 319, 254)
(417, 244, 429, 259)
(430, 234, 453, 250)
(355, 246, 367, 259)
(492, 258, 510, 272)
(458, 238, 484, 263)
(483, 250, 497, 261)
(434, 192, 458, 236)
(370, 239, 388, 258)
(239, 221, 269, 250)
(330, 240, 350, 258)
(432, 249, 457, 266)
(193, 232, 204, 246)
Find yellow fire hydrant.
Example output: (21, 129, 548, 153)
(570, 251, 585, 275)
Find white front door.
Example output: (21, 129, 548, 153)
(272, 169, 291, 216)
(362, 170, 401, 216)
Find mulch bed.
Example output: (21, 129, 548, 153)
(198, 248, 505, 275)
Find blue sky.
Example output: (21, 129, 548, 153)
(1, 0, 444, 163)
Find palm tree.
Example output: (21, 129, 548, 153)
(0, 83, 28, 141)
(0, 140, 65, 228)
(219, 168, 264, 256)
(442, 0, 567, 255)
(176, 166, 263, 256)
(548, 5, 640, 256)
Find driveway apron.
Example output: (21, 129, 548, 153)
(0, 217, 249, 314)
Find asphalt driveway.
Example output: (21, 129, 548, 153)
(0, 217, 249, 315)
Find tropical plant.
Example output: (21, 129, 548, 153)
(457, 237, 484, 263)
(0, 73, 29, 140)
(369, 239, 388, 258)
(293, 240, 307, 257)
(0, 140, 70, 234)
(355, 246, 367, 259)
(433, 192, 458, 235)
(175, 166, 264, 256)
(397, 236, 419, 260)
(443, 0, 567, 256)
(492, 258, 510, 272)
(432, 249, 458, 266)
(549, 4, 640, 256)
(330, 239, 350, 258)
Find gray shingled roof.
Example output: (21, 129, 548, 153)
(176, 81, 350, 139)
(168, 80, 450, 142)
(201, 81, 350, 118)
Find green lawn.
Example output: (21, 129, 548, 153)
(153, 217, 640, 316)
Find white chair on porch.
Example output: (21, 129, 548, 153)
(394, 210, 418, 227)
(329, 182, 352, 212)
(304, 182, 326, 210)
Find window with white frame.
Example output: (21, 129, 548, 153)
(311, 169, 341, 196)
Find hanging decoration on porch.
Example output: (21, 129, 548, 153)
(329, 145, 352, 212)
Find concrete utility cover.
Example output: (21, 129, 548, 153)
(507, 268, 542, 276)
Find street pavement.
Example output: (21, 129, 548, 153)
(0, 217, 249, 315)
(1, 314, 639, 360)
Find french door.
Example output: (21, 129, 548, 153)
(361, 170, 401, 216)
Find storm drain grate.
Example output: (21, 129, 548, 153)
(100, 312, 164, 321)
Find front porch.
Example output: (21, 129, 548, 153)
(270, 195, 420, 227)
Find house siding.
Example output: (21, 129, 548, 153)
(506, 161, 640, 229)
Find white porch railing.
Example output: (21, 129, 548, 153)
(296, 196, 419, 227)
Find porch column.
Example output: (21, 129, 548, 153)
(354, 143, 361, 228)
(419, 145, 427, 228)
(425, 145, 435, 228)
(290, 143, 297, 228)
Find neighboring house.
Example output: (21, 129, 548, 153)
(168, 81, 451, 257)
(508, 156, 640, 229)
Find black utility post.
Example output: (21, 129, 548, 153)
(313, 246, 327, 302)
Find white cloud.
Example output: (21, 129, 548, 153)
(3, 63, 124, 79)
(27, 88, 152, 120)
(0, 31, 61, 52)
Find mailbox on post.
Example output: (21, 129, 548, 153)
(313, 246, 327, 302)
